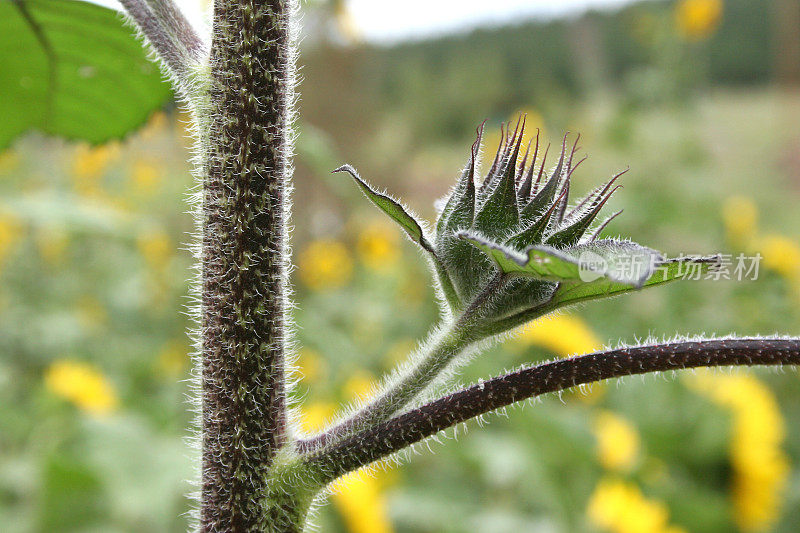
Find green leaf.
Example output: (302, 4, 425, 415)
(461, 232, 720, 306)
(0, 0, 172, 150)
(335, 164, 464, 310)
(335, 164, 433, 252)
(549, 254, 719, 308)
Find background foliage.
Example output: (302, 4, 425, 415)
(2, 0, 800, 531)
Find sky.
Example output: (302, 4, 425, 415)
(98, 0, 638, 43)
(346, 0, 637, 43)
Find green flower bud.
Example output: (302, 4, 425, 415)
(338, 117, 717, 336)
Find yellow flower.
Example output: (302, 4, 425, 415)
(71, 143, 120, 197)
(45, 360, 118, 416)
(593, 411, 640, 472)
(36, 226, 70, 266)
(140, 111, 168, 140)
(0, 212, 23, 268)
(331, 469, 394, 533)
(343, 370, 378, 403)
(357, 220, 400, 272)
(137, 229, 173, 271)
(156, 339, 190, 376)
(481, 109, 547, 172)
(720, 197, 800, 298)
(75, 296, 108, 330)
(515, 314, 602, 356)
(0, 150, 20, 174)
(296, 347, 328, 384)
(328, 371, 395, 532)
(587, 477, 686, 533)
(297, 239, 353, 290)
(687, 371, 789, 531)
(384, 338, 416, 367)
(515, 313, 605, 401)
(396, 271, 425, 308)
(758, 234, 800, 280)
(722, 196, 757, 249)
(300, 402, 337, 433)
(130, 159, 163, 194)
(299, 402, 395, 532)
(675, 0, 723, 41)
(512, 107, 547, 140)
(333, 0, 363, 45)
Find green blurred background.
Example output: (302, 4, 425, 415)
(3, 0, 800, 531)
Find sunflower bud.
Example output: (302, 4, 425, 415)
(337, 117, 717, 335)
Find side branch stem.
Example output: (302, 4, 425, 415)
(297, 273, 509, 454)
(119, 0, 205, 84)
(307, 338, 800, 482)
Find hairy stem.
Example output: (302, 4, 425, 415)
(119, 0, 205, 84)
(298, 274, 507, 454)
(201, 0, 296, 530)
(306, 338, 800, 482)
(143, 0, 206, 56)
(297, 324, 476, 454)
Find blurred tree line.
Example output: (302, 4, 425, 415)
(300, 0, 796, 150)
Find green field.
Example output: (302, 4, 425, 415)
(2, 84, 800, 532)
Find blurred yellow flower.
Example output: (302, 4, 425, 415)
(587, 477, 686, 533)
(71, 143, 120, 197)
(344, 370, 378, 403)
(140, 111, 168, 139)
(299, 398, 396, 533)
(0, 150, 19, 174)
(384, 337, 416, 367)
(296, 347, 328, 384)
(758, 234, 800, 280)
(687, 372, 789, 531)
(721, 198, 800, 298)
(176, 109, 197, 146)
(333, 0, 363, 44)
(357, 220, 400, 272)
(300, 402, 336, 433)
(481, 109, 547, 172)
(514, 313, 605, 401)
(675, 0, 723, 41)
(333, 371, 395, 533)
(35, 226, 70, 266)
(515, 313, 602, 356)
(593, 411, 640, 472)
(156, 339, 190, 376)
(0, 212, 23, 268)
(396, 271, 425, 308)
(130, 159, 163, 194)
(331, 469, 394, 533)
(137, 229, 173, 271)
(45, 359, 118, 416)
(298, 239, 353, 290)
(512, 107, 546, 139)
(722, 196, 757, 249)
(76, 295, 108, 330)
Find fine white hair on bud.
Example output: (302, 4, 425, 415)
(339, 117, 720, 337)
